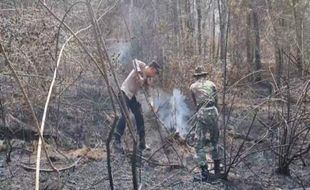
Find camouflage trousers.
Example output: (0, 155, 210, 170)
(194, 106, 219, 168)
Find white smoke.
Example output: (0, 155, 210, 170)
(154, 89, 192, 137)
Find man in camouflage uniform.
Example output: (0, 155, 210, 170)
(190, 66, 220, 181)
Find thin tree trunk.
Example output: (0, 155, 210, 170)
(86, 2, 139, 189)
(184, 0, 193, 54)
(176, 0, 184, 56)
(223, 2, 230, 179)
(265, 0, 283, 87)
(253, 10, 262, 81)
(218, 0, 228, 177)
(173, 0, 180, 54)
(129, 0, 142, 59)
(276, 16, 285, 87)
(246, 6, 253, 67)
(212, 4, 216, 61)
(292, 0, 303, 74)
(196, 0, 202, 55)
(218, 0, 226, 61)
(275, 48, 283, 86)
(106, 115, 119, 190)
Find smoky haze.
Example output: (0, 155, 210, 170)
(153, 89, 193, 137)
(107, 0, 161, 64)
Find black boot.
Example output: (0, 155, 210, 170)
(139, 137, 146, 150)
(201, 165, 209, 181)
(214, 160, 221, 175)
(139, 136, 151, 151)
(194, 165, 210, 182)
(113, 136, 124, 153)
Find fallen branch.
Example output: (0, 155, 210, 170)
(20, 158, 80, 172)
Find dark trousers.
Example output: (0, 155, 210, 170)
(114, 91, 145, 141)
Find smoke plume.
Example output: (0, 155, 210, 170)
(154, 89, 193, 137)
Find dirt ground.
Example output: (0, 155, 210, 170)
(0, 113, 309, 190)
(0, 88, 309, 190)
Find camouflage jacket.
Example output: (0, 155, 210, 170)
(190, 78, 218, 109)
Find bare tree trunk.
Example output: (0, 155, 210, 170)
(106, 116, 119, 190)
(177, 0, 184, 56)
(129, 0, 142, 59)
(86, 2, 140, 189)
(276, 16, 286, 87)
(246, 6, 253, 67)
(172, 0, 180, 54)
(277, 54, 291, 176)
(211, 4, 216, 61)
(223, 3, 231, 180)
(253, 10, 262, 81)
(152, 0, 160, 59)
(218, 0, 226, 62)
(266, 0, 283, 86)
(196, 0, 202, 55)
(218, 0, 229, 178)
(292, 0, 303, 74)
(275, 48, 283, 86)
(184, 0, 193, 54)
(188, 0, 195, 37)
